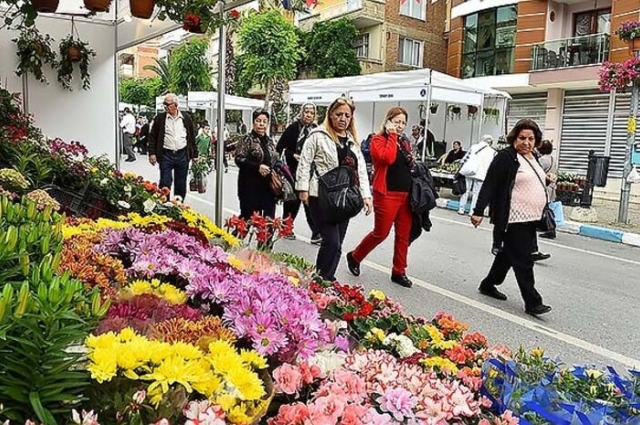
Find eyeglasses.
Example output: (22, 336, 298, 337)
(163, 102, 176, 107)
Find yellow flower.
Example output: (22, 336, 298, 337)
(226, 367, 265, 400)
(119, 327, 138, 342)
(421, 357, 459, 374)
(370, 327, 385, 341)
(288, 276, 300, 286)
(585, 369, 603, 379)
(87, 349, 118, 383)
(227, 256, 244, 270)
(369, 290, 386, 301)
(86, 332, 119, 350)
(530, 347, 545, 358)
(239, 349, 267, 370)
(226, 404, 254, 424)
(91, 167, 98, 173)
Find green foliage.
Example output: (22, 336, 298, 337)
(304, 18, 361, 78)
(12, 28, 57, 84)
(143, 57, 173, 93)
(119, 77, 162, 109)
(233, 54, 251, 97)
(56, 35, 96, 91)
(237, 10, 301, 98)
(0, 196, 107, 425)
(168, 38, 213, 95)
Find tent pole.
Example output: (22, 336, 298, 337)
(422, 81, 432, 161)
(477, 95, 485, 143)
(114, 3, 121, 170)
(372, 102, 376, 136)
(215, 3, 227, 227)
(442, 102, 448, 146)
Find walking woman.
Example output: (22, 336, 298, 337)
(276, 102, 320, 243)
(296, 97, 372, 281)
(235, 109, 278, 219)
(471, 119, 552, 316)
(346, 107, 415, 288)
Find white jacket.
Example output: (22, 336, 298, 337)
(460, 141, 496, 181)
(296, 126, 372, 199)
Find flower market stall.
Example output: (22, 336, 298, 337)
(2, 86, 640, 425)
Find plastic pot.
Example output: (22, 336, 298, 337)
(84, 0, 111, 12)
(32, 0, 59, 13)
(130, 0, 155, 19)
(66, 46, 82, 63)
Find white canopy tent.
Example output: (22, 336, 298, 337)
(287, 69, 511, 152)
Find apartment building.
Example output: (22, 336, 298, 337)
(118, 40, 160, 79)
(297, 0, 448, 74)
(445, 0, 640, 193)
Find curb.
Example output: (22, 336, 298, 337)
(435, 198, 640, 248)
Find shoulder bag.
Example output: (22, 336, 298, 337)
(522, 156, 556, 232)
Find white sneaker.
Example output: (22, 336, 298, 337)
(458, 209, 465, 215)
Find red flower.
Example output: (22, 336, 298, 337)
(228, 9, 240, 19)
(183, 13, 201, 31)
(342, 313, 355, 321)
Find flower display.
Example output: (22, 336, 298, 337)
(0, 168, 30, 191)
(225, 213, 293, 251)
(23, 188, 60, 210)
(598, 58, 640, 92)
(121, 278, 188, 305)
(615, 20, 640, 43)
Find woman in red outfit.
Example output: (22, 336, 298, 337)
(346, 106, 415, 288)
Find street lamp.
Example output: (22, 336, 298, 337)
(211, 0, 254, 226)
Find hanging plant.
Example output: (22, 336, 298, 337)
(130, 0, 156, 18)
(32, 0, 59, 12)
(83, 0, 112, 12)
(483, 107, 500, 124)
(448, 104, 461, 121)
(13, 28, 57, 84)
(429, 103, 438, 114)
(57, 33, 96, 91)
(467, 105, 478, 119)
(156, 0, 240, 34)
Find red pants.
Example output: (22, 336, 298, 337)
(352, 191, 412, 275)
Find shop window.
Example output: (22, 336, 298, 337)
(462, 5, 517, 78)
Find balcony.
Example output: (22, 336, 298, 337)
(120, 64, 134, 77)
(531, 33, 610, 71)
(298, 0, 385, 32)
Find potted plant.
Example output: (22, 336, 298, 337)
(57, 35, 96, 91)
(157, 0, 239, 34)
(32, 0, 59, 13)
(448, 104, 461, 120)
(130, 0, 155, 19)
(467, 105, 478, 118)
(483, 107, 500, 124)
(13, 28, 57, 84)
(615, 20, 640, 54)
(189, 156, 213, 193)
(429, 103, 438, 114)
(83, 0, 112, 12)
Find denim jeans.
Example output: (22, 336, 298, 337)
(159, 148, 189, 200)
(459, 177, 482, 214)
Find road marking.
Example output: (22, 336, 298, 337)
(188, 195, 640, 367)
(431, 214, 640, 267)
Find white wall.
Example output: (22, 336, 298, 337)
(1, 17, 117, 161)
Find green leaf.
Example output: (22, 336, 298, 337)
(29, 391, 56, 425)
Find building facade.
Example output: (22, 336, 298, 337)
(118, 41, 160, 79)
(297, 0, 447, 74)
(445, 0, 640, 198)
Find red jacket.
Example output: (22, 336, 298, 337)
(370, 132, 412, 195)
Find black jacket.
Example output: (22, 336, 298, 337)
(473, 146, 520, 232)
(276, 120, 316, 173)
(409, 161, 438, 243)
(148, 112, 198, 162)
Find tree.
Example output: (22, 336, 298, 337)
(169, 38, 213, 95)
(143, 57, 173, 92)
(304, 18, 361, 78)
(119, 77, 163, 110)
(237, 9, 301, 108)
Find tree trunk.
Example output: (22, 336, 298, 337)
(263, 78, 272, 110)
(225, 27, 236, 95)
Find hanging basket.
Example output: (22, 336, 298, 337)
(467, 105, 478, 115)
(66, 45, 82, 62)
(32, 0, 59, 13)
(83, 0, 111, 12)
(130, 0, 155, 19)
(429, 104, 439, 114)
(628, 38, 640, 55)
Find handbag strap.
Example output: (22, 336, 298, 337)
(521, 154, 549, 204)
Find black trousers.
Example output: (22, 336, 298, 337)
(481, 221, 543, 309)
(159, 148, 189, 200)
(309, 196, 349, 281)
(239, 190, 276, 220)
(283, 197, 318, 237)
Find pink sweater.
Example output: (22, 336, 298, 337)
(509, 154, 547, 224)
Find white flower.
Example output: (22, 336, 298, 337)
(100, 178, 109, 186)
(308, 350, 347, 375)
(383, 334, 419, 358)
(143, 199, 156, 213)
(71, 410, 81, 425)
(174, 195, 183, 204)
(124, 185, 132, 193)
(117, 200, 131, 209)
(133, 390, 146, 404)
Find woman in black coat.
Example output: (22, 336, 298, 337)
(471, 119, 552, 316)
(235, 109, 278, 219)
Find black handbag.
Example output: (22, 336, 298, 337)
(317, 164, 363, 224)
(452, 173, 467, 196)
(522, 156, 556, 232)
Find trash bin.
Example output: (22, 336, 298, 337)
(586, 150, 610, 188)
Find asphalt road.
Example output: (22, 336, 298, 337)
(123, 159, 640, 371)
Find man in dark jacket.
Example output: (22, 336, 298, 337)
(148, 93, 198, 201)
(276, 102, 320, 243)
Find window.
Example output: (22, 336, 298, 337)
(462, 5, 516, 78)
(400, 0, 426, 20)
(573, 9, 611, 37)
(355, 33, 369, 58)
(398, 37, 423, 67)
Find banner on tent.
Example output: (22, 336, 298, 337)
(349, 87, 430, 102)
(289, 92, 347, 104)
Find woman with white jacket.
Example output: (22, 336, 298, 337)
(296, 97, 373, 281)
(458, 135, 496, 215)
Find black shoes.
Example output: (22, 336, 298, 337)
(531, 251, 551, 262)
(539, 232, 556, 239)
(391, 273, 413, 288)
(310, 234, 322, 245)
(346, 252, 360, 276)
(478, 286, 508, 301)
(125, 157, 136, 162)
(526, 304, 552, 316)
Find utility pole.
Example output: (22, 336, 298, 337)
(618, 49, 640, 223)
(214, 0, 227, 227)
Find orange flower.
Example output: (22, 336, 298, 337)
(149, 316, 237, 348)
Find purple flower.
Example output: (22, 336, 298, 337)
(378, 388, 418, 422)
(334, 335, 350, 352)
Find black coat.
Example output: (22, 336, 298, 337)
(473, 146, 520, 232)
(409, 161, 438, 243)
(148, 112, 198, 162)
(276, 120, 316, 174)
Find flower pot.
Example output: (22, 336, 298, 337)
(66, 46, 82, 63)
(185, 23, 205, 34)
(129, 0, 155, 19)
(84, 0, 111, 12)
(467, 105, 478, 115)
(451, 106, 461, 114)
(430, 105, 438, 114)
(628, 38, 640, 54)
(32, 0, 59, 13)
(189, 179, 197, 192)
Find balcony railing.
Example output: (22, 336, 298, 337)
(297, 0, 384, 30)
(531, 33, 610, 71)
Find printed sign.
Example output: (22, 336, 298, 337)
(349, 87, 430, 102)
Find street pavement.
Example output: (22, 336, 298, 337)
(123, 158, 640, 372)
